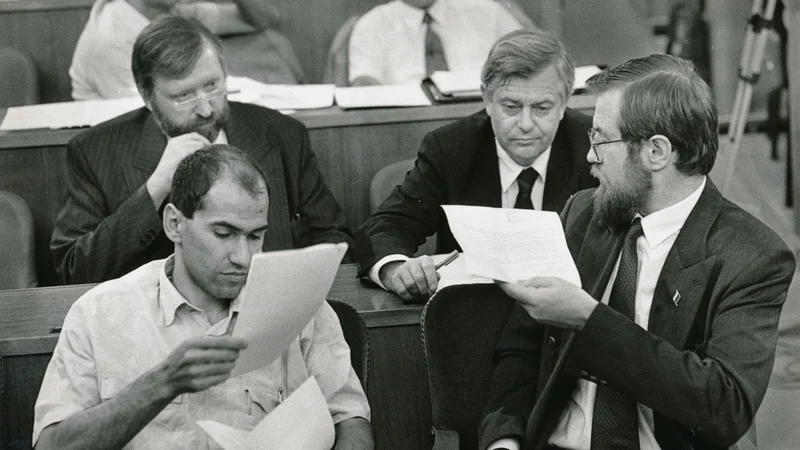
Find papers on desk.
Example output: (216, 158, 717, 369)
(226, 76, 335, 110)
(429, 70, 481, 97)
(230, 242, 348, 377)
(441, 205, 581, 286)
(0, 97, 144, 131)
(334, 84, 432, 109)
(198, 377, 335, 450)
(574, 65, 602, 92)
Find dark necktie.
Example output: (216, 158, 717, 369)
(591, 218, 644, 450)
(423, 11, 448, 75)
(513, 168, 538, 210)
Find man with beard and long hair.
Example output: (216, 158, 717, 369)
(479, 54, 796, 450)
(51, 16, 352, 285)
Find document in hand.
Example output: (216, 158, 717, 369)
(230, 242, 349, 377)
(441, 205, 581, 286)
(197, 377, 335, 450)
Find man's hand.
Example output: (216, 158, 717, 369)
(496, 277, 598, 330)
(379, 256, 440, 302)
(148, 335, 248, 398)
(146, 132, 211, 208)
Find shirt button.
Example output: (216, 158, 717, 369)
(589, 375, 598, 382)
(600, 380, 608, 386)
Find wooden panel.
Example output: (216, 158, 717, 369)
(0, 7, 90, 103)
(0, 146, 68, 287)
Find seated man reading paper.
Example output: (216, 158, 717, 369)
(33, 145, 373, 450)
(479, 54, 796, 450)
(355, 29, 597, 302)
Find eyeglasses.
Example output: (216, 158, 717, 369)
(587, 129, 628, 162)
(155, 82, 227, 111)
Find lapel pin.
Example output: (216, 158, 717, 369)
(672, 290, 682, 306)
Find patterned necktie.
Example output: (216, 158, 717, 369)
(513, 168, 538, 210)
(591, 218, 644, 450)
(423, 11, 448, 75)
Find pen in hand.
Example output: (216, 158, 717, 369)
(434, 250, 459, 271)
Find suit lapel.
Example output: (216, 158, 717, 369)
(466, 118, 502, 208)
(575, 220, 625, 301)
(226, 104, 291, 250)
(542, 125, 580, 211)
(125, 112, 168, 194)
(647, 180, 722, 348)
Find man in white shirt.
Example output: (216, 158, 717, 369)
(34, 144, 373, 450)
(70, 0, 300, 100)
(348, 0, 523, 86)
(354, 29, 597, 302)
(479, 54, 795, 450)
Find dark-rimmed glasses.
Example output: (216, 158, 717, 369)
(588, 128, 628, 162)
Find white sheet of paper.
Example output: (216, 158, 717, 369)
(227, 76, 335, 110)
(441, 205, 581, 286)
(429, 70, 481, 95)
(574, 65, 602, 91)
(334, 85, 432, 109)
(197, 377, 335, 450)
(230, 243, 348, 377)
(435, 253, 492, 290)
(0, 97, 144, 131)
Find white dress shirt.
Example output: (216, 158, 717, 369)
(348, 0, 521, 85)
(368, 141, 550, 288)
(490, 177, 707, 450)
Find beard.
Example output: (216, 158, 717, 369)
(591, 144, 653, 230)
(152, 100, 229, 142)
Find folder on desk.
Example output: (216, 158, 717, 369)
(0, 97, 144, 131)
(226, 76, 335, 110)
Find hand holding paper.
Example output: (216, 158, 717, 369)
(496, 277, 598, 330)
(441, 205, 581, 286)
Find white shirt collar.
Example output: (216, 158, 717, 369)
(495, 139, 550, 193)
(214, 129, 228, 144)
(158, 255, 242, 327)
(396, 0, 447, 26)
(639, 176, 706, 247)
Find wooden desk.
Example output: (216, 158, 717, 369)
(0, 263, 432, 450)
(0, 96, 597, 287)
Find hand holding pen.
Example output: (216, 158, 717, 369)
(378, 251, 460, 303)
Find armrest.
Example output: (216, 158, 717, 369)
(432, 427, 460, 450)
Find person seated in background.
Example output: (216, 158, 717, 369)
(479, 54, 796, 450)
(34, 144, 373, 450)
(348, 0, 523, 86)
(70, 0, 304, 100)
(52, 16, 352, 285)
(355, 29, 597, 302)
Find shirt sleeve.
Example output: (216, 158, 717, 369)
(302, 302, 371, 424)
(348, 12, 386, 84)
(32, 301, 101, 445)
(368, 254, 410, 289)
(488, 438, 521, 450)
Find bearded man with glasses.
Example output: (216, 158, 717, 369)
(51, 16, 352, 285)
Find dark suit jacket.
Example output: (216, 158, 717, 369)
(355, 108, 596, 276)
(51, 102, 352, 284)
(479, 181, 796, 450)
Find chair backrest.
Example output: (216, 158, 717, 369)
(328, 300, 369, 390)
(0, 48, 39, 107)
(0, 191, 37, 289)
(370, 158, 437, 256)
(322, 16, 360, 86)
(421, 284, 516, 450)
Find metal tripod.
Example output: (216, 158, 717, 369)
(724, 0, 778, 193)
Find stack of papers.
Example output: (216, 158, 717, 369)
(226, 76, 335, 110)
(334, 84, 432, 109)
(0, 97, 144, 131)
(573, 65, 602, 92)
(429, 70, 482, 98)
(198, 377, 335, 450)
(441, 205, 581, 286)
